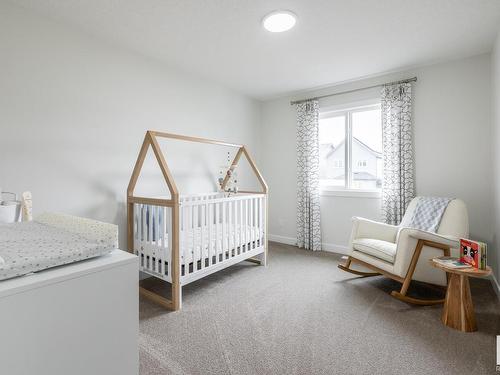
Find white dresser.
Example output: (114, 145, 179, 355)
(0, 250, 139, 375)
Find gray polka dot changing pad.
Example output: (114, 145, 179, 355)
(0, 214, 118, 281)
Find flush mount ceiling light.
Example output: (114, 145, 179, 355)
(262, 10, 297, 33)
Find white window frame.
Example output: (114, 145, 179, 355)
(319, 101, 381, 198)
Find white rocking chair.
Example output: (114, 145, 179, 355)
(338, 197, 469, 305)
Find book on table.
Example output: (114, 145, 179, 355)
(460, 238, 488, 270)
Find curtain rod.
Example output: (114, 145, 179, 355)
(290, 77, 417, 105)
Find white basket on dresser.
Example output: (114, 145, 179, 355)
(0, 192, 21, 223)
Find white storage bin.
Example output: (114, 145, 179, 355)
(0, 192, 21, 223)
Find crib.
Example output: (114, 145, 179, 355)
(127, 131, 267, 311)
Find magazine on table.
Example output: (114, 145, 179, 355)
(432, 256, 472, 269)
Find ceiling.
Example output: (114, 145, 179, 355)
(11, 0, 500, 99)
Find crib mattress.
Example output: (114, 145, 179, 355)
(180, 224, 261, 263)
(0, 219, 115, 281)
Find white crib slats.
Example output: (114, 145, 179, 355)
(233, 201, 238, 255)
(239, 200, 243, 252)
(255, 198, 258, 247)
(141, 205, 145, 244)
(190, 206, 196, 273)
(148, 206, 153, 247)
(142, 205, 148, 266)
(165, 207, 171, 276)
(251, 199, 255, 248)
(192, 204, 195, 272)
(159, 207, 163, 274)
(191, 204, 196, 273)
(189, 204, 193, 273)
(229, 201, 232, 257)
(154, 205, 158, 246)
(154, 206, 158, 271)
(134, 193, 266, 288)
(250, 198, 255, 249)
(183, 205, 188, 275)
(254, 199, 258, 246)
(215, 203, 220, 264)
(259, 197, 263, 246)
(144, 206, 150, 269)
(208, 202, 213, 266)
(200, 204, 205, 270)
(244, 200, 248, 252)
(162, 207, 166, 249)
(254, 198, 258, 248)
(222, 201, 227, 260)
(247, 199, 251, 250)
(152, 206, 157, 272)
(257, 198, 260, 245)
(232, 200, 236, 257)
(193, 203, 201, 272)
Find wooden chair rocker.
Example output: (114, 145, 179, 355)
(338, 197, 469, 305)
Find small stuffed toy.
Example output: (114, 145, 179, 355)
(21, 191, 33, 221)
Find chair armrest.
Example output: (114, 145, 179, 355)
(350, 217, 399, 244)
(398, 227, 460, 248)
(392, 228, 460, 277)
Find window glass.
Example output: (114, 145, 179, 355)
(319, 115, 345, 188)
(319, 104, 382, 191)
(352, 108, 382, 190)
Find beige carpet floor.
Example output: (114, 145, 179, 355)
(139, 242, 500, 375)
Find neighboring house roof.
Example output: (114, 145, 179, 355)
(319, 143, 335, 159)
(354, 137, 382, 158)
(320, 137, 382, 159)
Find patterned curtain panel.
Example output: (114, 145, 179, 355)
(381, 82, 415, 225)
(296, 100, 322, 251)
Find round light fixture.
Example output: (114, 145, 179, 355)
(262, 10, 297, 33)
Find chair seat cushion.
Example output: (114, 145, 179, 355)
(352, 238, 397, 264)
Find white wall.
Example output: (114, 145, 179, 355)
(0, 2, 261, 249)
(1, 2, 497, 279)
(261, 54, 492, 253)
(491, 33, 500, 283)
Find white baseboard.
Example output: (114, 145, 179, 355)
(490, 273, 500, 300)
(321, 243, 350, 255)
(268, 234, 349, 255)
(268, 234, 296, 246)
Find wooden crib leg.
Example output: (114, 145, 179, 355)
(256, 251, 267, 266)
(171, 202, 181, 311)
(139, 287, 174, 310)
(172, 283, 182, 311)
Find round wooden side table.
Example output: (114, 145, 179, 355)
(429, 260, 491, 332)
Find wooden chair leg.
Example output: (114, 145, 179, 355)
(400, 240, 425, 296)
(338, 257, 380, 277)
(390, 239, 448, 306)
(391, 292, 445, 306)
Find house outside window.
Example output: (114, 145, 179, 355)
(333, 160, 344, 168)
(319, 103, 382, 192)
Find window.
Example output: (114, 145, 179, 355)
(334, 160, 344, 168)
(319, 103, 382, 191)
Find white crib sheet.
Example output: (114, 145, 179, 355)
(179, 224, 261, 263)
(0, 219, 116, 281)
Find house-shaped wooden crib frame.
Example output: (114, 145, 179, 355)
(127, 130, 268, 311)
